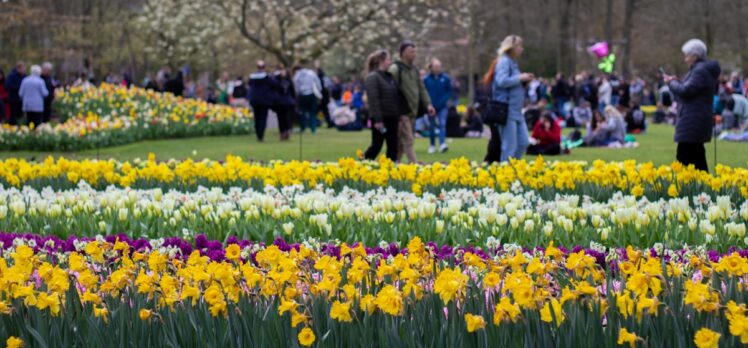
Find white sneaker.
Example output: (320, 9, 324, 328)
(440, 143, 448, 153)
(428, 146, 436, 154)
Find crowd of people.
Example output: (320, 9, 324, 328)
(0, 61, 57, 126)
(3, 35, 744, 170)
(474, 36, 745, 170)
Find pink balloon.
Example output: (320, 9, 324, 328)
(589, 42, 609, 59)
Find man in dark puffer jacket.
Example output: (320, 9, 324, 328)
(664, 39, 721, 172)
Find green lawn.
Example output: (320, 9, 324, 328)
(0, 124, 745, 168)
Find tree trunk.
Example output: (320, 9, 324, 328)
(581, 0, 592, 71)
(502, 0, 511, 35)
(466, 1, 477, 103)
(621, 0, 637, 78)
(558, 0, 573, 74)
(605, 0, 613, 44)
(738, 0, 748, 73)
(569, 0, 579, 74)
(702, 0, 712, 50)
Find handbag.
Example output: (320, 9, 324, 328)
(477, 85, 508, 126)
(481, 99, 509, 125)
(478, 59, 520, 126)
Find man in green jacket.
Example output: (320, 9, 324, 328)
(389, 41, 435, 163)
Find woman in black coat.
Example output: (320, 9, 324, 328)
(272, 64, 296, 141)
(663, 39, 721, 172)
(363, 50, 400, 161)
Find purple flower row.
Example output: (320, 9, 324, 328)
(1, 232, 746, 268)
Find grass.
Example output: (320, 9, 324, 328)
(0, 124, 745, 168)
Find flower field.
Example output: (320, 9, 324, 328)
(0, 156, 747, 347)
(0, 84, 253, 151)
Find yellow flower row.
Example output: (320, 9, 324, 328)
(1, 237, 748, 346)
(0, 155, 745, 198)
(0, 83, 252, 139)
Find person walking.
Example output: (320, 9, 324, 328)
(272, 64, 296, 141)
(41, 62, 55, 123)
(4, 61, 26, 125)
(0, 69, 8, 121)
(389, 40, 435, 163)
(663, 39, 721, 172)
(552, 73, 570, 117)
(424, 58, 452, 153)
(293, 63, 322, 134)
(598, 75, 612, 111)
(18, 65, 49, 126)
(248, 60, 279, 142)
(164, 71, 185, 97)
(363, 50, 400, 161)
(315, 61, 334, 128)
(493, 35, 535, 162)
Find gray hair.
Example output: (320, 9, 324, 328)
(42, 62, 53, 70)
(681, 39, 707, 58)
(30, 65, 42, 76)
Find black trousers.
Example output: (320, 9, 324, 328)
(252, 104, 270, 141)
(272, 105, 293, 134)
(484, 124, 502, 163)
(26, 112, 43, 126)
(527, 143, 561, 155)
(364, 118, 399, 161)
(9, 101, 22, 125)
(319, 93, 333, 127)
(43, 100, 53, 123)
(676, 142, 708, 172)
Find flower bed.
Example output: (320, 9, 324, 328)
(0, 234, 746, 347)
(0, 84, 253, 151)
(0, 156, 745, 200)
(0, 184, 745, 250)
(0, 156, 746, 347)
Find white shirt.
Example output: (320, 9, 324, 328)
(598, 80, 612, 105)
(293, 69, 322, 97)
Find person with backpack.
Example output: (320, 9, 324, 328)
(388, 40, 435, 163)
(363, 50, 400, 161)
(272, 64, 296, 141)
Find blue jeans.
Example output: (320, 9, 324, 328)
(555, 97, 568, 117)
(499, 117, 529, 162)
(428, 108, 448, 146)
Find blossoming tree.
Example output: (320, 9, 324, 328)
(140, 0, 441, 66)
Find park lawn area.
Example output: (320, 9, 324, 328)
(0, 124, 745, 168)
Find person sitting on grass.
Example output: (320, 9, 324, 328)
(726, 93, 748, 130)
(625, 102, 647, 134)
(461, 106, 484, 138)
(527, 112, 562, 155)
(584, 106, 627, 147)
(653, 102, 668, 124)
(570, 100, 593, 129)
